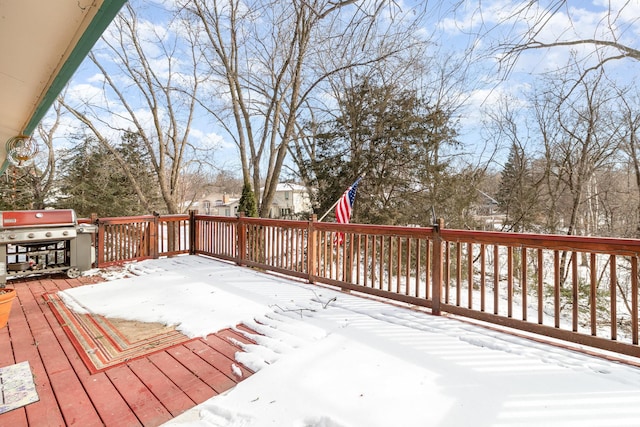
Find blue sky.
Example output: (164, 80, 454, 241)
(51, 0, 640, 175)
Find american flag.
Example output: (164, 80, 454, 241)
(334, 177, 362, 244)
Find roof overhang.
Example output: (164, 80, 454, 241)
(0, 0, 126, 163)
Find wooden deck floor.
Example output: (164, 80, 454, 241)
(0, 274, 256, 427)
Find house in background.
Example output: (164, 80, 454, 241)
(192, 189, 241, 216)
(264, 183, 313, 219)
(194, 183, 312, 219)
(472, 190, 505, 231)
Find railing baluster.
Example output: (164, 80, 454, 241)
(589, 252, 598, 336)
(554, 250, 560, 329)
(494, 245, 500, 316)
(537, 249, 543, 325)
(632, 255, 638, 345)
(521, 247, 527, 321)
(456, 242, 462, 306)
(467, 242, 473, 309)
(508, 246, 513, 318)
(611, 255, 617, 341)
(572, 251, 578, 332)
(481, 243, 486, 313)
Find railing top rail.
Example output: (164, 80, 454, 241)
(311, 221, 435, 238)
(193, 214, 237, 223)
(441, 228, 640, 255)
(96, 215, 156, 224)
(240, 217, 308, 228)
(158, 214, 190, 220)
(194, 214, 309, 228)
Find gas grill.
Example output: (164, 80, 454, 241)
(0, 209, 96, 286)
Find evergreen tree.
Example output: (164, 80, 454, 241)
(238, 183, 258, 217)
(0, 166, 36, 210)
(308, 78, 462, 226)
(56, 133, 161, 217)
(496, 143, 541, 231)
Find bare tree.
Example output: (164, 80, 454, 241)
(182, 0, 421, 217)
(470, 1, 640, 82)
(29, 101, 61, 208)
(0, 99, 61, 210)
(490, 96, 544, 232)
(523, 65, 620, 238)
(59, 3, 214, 214)
(617, 87, 640, 237)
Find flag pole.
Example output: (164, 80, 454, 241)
(318, 197, 342, 222)
(318, 174, 365, 222)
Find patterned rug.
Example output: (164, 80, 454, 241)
(44, 293, 193, 374)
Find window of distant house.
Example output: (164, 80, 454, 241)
(203, 200, 211, 214)
(284, 191, 289, 200)
(281, 208, 291, 217)
(225, 208, 231, 216)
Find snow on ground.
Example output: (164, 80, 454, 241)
(62, 255, 640, 427)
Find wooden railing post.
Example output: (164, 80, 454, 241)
(94, 215, 104, 268)
(189, 210, 197, 255)
(237, 212, 246, 266)
(431, 218, 445, 316)
(89, 213, 99, 267)
(151, 212, 159, 259)
(307, 214, 318, 283)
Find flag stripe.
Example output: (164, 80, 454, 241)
(335, 177, 361, 245)
(335, 177, 361, 225)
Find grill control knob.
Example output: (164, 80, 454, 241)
(46, 232, 52, 237)
(8, 234, 16, 240)
(28, 233, 35, 238)
(63, 230, 69, 236)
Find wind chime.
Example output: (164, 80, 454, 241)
(1, 135, 38, 171)
(0, 135, 39, 208)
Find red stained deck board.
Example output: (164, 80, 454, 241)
(22, 282, 104, 425)
(0, 317, 16, 366)
(9, 286, 67, 427)
(185, 339, 252, 380)
(106, 365, 173, 427)
(79, 371, 143, 427)
(147, 351, 216, 404)
(229, 325, 260, 343)
(37, 281, 143, 427)
(227, 327, 259, 343)
(166, 344, 237, 394)
(0, 323, 25, 425)
(0, 406, 28, 426)
(206, 332, 251, 361)
(48, 371, 104, 426)
(127, 357, 196, 417)
(1, 274, 259, 427)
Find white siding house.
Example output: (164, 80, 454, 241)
(264, 183, 313, 219)
(193, 193, 240, 217)
(194, 183, 312, 218)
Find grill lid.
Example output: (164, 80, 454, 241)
(0, 209, 77, 229)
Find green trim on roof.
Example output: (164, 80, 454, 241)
(23, 0, 127, 135)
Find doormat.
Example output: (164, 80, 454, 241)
(0, 361, 39, 414)
(44, 293, 194, 374)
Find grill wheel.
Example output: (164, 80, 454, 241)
(66, 268, 81, 279)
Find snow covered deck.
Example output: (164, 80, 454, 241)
(3, 255, 640, 426)
(0, 268, 256, 426)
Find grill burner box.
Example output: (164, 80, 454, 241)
(0, 209, 96, 286)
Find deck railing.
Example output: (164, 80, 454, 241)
(93, 212, 640, 359)
(95, 214, 190, 266)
